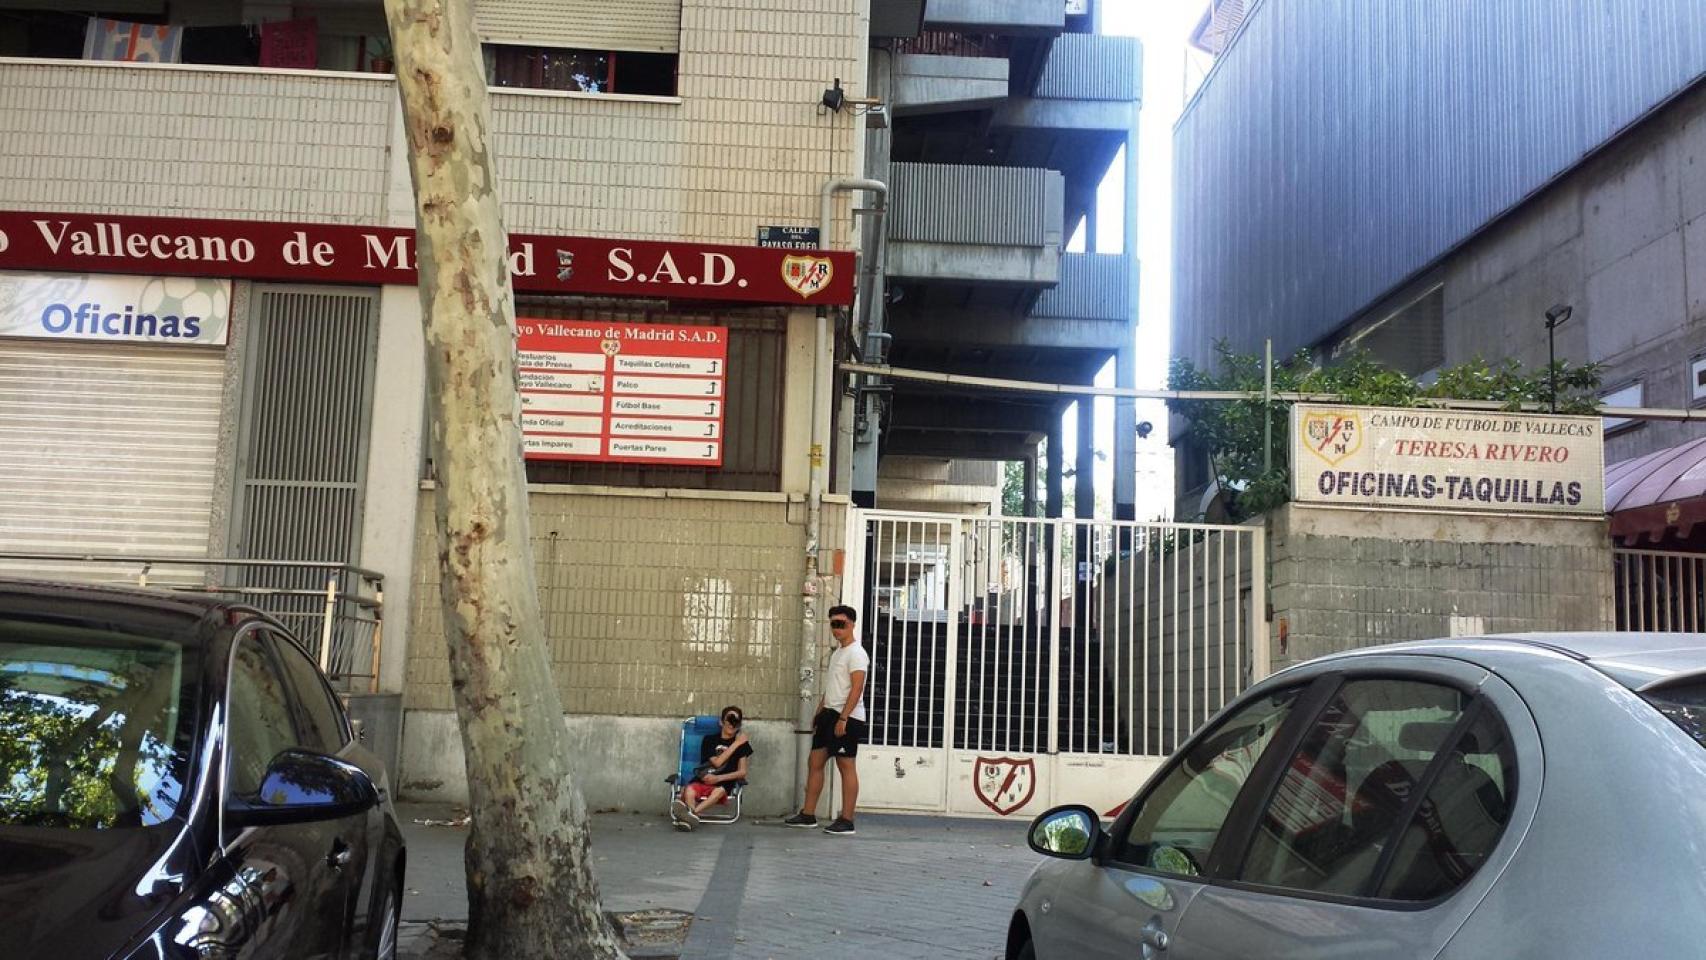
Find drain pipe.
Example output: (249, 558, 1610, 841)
(798, 177, 888, 807)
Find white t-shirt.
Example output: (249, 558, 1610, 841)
(824, 641, 870, 722)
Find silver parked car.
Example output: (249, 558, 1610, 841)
(1009, 633, 1706, 959)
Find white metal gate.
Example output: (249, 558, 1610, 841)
(844, 510, 1268, 819)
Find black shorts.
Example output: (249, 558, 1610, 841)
(811, 707, 867, 758)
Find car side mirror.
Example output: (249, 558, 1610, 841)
(227, 749, 378, 828)
(1027, 804, 1103, 861)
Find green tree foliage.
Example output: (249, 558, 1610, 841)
(1167, 343, 1603, 522)
(1001, 460, 1028, 517)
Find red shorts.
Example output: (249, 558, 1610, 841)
(683, 781, 726, 805)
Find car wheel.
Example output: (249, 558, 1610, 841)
(373, 884, 400, 960)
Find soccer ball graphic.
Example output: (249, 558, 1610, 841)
(137, 277, 226, 335)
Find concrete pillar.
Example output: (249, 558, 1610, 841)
(1045, 416, 1064, 520)
(1115, 120, 1140, 523)
(1114, 346, 1137, 522)
(1075, 398, 1095, 520)
(1083, 185, 1098, 254)
(1022, 452, 1038, 518)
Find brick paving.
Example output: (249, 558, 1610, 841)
(398, 803, 1039, 960)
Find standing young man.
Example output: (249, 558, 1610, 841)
(784, 604, 868, 835)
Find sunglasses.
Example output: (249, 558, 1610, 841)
(828, 619, 851, 628)
(722, 714, 742, 725)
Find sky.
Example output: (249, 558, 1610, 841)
(1056, 0, 1209, 520)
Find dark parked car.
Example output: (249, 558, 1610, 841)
(0, 579, 406, 959)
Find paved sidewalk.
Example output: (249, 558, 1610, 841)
(398, 803, 1039, 960)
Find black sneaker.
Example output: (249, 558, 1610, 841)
(782, 812, 818, 828)
(823, 818, 856, 836)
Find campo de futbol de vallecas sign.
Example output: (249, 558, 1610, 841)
(1291, 404, 1604, 517)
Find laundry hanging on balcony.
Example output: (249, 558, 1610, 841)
(83, 18, 185, 64)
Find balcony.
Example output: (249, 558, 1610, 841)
(888, 162, 1065, 285)
(1036, 33, 1142, 103)
(1033, 253, 1131, 321)
(923, 0, 1064, 34)
(893, 252, 1132, 351)
(893, 54, 1009, 116)
(995, 34, 1142, 132)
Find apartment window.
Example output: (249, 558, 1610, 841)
(1689, 354, 1706, 407)
(482, 43, 676, 96)
(1600, 381, 1643, 435)
(0, 5, 395, 73)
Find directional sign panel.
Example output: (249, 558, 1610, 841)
(517, 318, 728, 467)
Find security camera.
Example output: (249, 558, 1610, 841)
(1137, 421, 1154, 439)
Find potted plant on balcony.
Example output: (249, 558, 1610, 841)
(367, 33, 393, 73)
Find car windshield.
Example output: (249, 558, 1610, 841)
(0, 617, 196, 828)
(1643, 682, 1706, 749)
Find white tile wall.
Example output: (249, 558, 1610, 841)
(0, 0, 869, 246)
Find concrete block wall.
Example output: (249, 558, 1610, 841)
(0, 0, 870, 245)
(1429, 80, 1706, 464)
(403, 488, 850, 804)
(497, 0, 869, 244)
(1266, 504, 1614, 673)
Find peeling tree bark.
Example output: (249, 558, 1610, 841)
(380, 1, 626, 957)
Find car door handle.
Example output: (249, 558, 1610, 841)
(327, 839, 352, 871)
(1140, 920, 1170, 955)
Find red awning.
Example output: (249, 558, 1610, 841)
(1606, 436, 1706, 543)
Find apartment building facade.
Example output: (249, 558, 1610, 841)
(0, 0, 879, 811)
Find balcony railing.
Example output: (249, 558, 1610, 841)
(891, 162, 1064, 248)
(1033, 252, 1132, 321)
(1035, 33, 1142, 102)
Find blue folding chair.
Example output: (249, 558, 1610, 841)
(664, 715, 744, 824)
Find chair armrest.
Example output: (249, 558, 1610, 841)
(665, 774, 680, 785)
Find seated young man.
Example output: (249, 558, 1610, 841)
(671, 706, 752, 831)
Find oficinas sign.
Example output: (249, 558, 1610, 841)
(0, 211, 856, 307)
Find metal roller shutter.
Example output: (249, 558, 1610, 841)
(474, 0, 681, 54)
(0, 338, 224, 579)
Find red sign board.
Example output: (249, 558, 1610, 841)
(0, 210, 855, 307)
(518, 318, 728, 467)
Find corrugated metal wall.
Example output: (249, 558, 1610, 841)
(0, 339, 223, 568)
(475, 0, 681, 53)
(1033, 252, 1131, 320)
(891, 162, 1065, 246)
(1035, 33, 1142, 101)
(1173, 0, 1706, 365)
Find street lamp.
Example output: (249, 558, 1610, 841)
(1544, 304, 1573, 413)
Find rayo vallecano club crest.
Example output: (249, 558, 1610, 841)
(973, 756, 1037, 816)
(780, 255, 833, 298)
(1303, 410, 1362, 466)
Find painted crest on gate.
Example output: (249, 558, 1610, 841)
(1302, 411, 1363, 466)
(974, 756, 1037, 816)
(780, 255, 833, 298)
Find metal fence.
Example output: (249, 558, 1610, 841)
(1614, 548, 1706, 633)
(857, 513, 1265, 759)
(0, 553, 384, 691)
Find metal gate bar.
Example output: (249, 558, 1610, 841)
(848, 509, 1267, 815)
